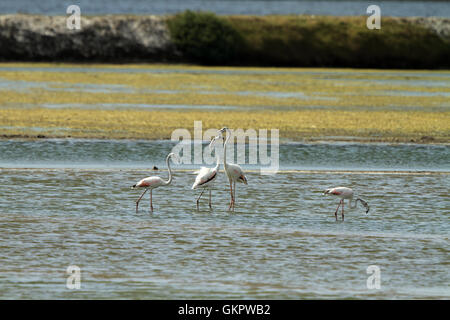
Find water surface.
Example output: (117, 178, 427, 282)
(0, 140, 449, 299)
(1, 0, 449, 17)
(0, 139, 449, 172)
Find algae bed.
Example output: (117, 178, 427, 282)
(0, 63, 448, 143)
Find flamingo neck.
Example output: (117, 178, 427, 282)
(164, 155, 173, 185)
(348, 197, 365, 209)
(223, 128, 231, 170)
(214, 148, 220, 171)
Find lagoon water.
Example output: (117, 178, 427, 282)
(0, 139, 449, 299)
(1, 0, 450, 17)
(0, 0, 449, 295)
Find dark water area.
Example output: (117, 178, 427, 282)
(1, 0, 449, 17)
(0, 139, 449, 172)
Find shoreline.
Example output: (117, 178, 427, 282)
(0, 13, 449, 68)
(1, 61, 450, 72)
(2, 167, 448, 175)
(1, 134, 447, 145)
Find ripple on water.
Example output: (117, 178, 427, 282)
(0, 168, 448, 299)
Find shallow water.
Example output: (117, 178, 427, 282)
(0, 139, 449, 172)
(1, 0, 449, 17)
(0, 140, 449, 299)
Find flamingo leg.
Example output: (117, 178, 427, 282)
(136, 189, 148, 213)
(341, 200, 344, 221)
(150, 189, 153, 212)
(229, 180, 234, 211)
(232, 181, 236, 210)
(334, 200, 342, 221)
(209, 189, 212, 209)
(196, 189, 205, 210)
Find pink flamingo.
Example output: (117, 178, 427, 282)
(219, 127, 248, 211)
(191, 137, 221, 209)
(132, 153, 176, 213)
(324, 187, 369, 221)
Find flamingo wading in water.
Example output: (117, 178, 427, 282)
(323, 187, 369, 221)
(218, 127, 248, 211)
(132, 153, 177, 213)
(191, 137, 221, 209)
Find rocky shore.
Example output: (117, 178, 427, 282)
(0, 14, 176, 62)
(0, 14, 449, 67)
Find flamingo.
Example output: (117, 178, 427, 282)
(191, 137, 221, 209)
(218, 127, 248, 211)
(132, 152, 177, 213)
(323, 187, 370, 221)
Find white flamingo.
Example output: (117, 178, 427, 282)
(132, 152, 177, 213)
(323, 187, 370, 221)
(219, 127, 248, 211)
(191, 137, 221, 209)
